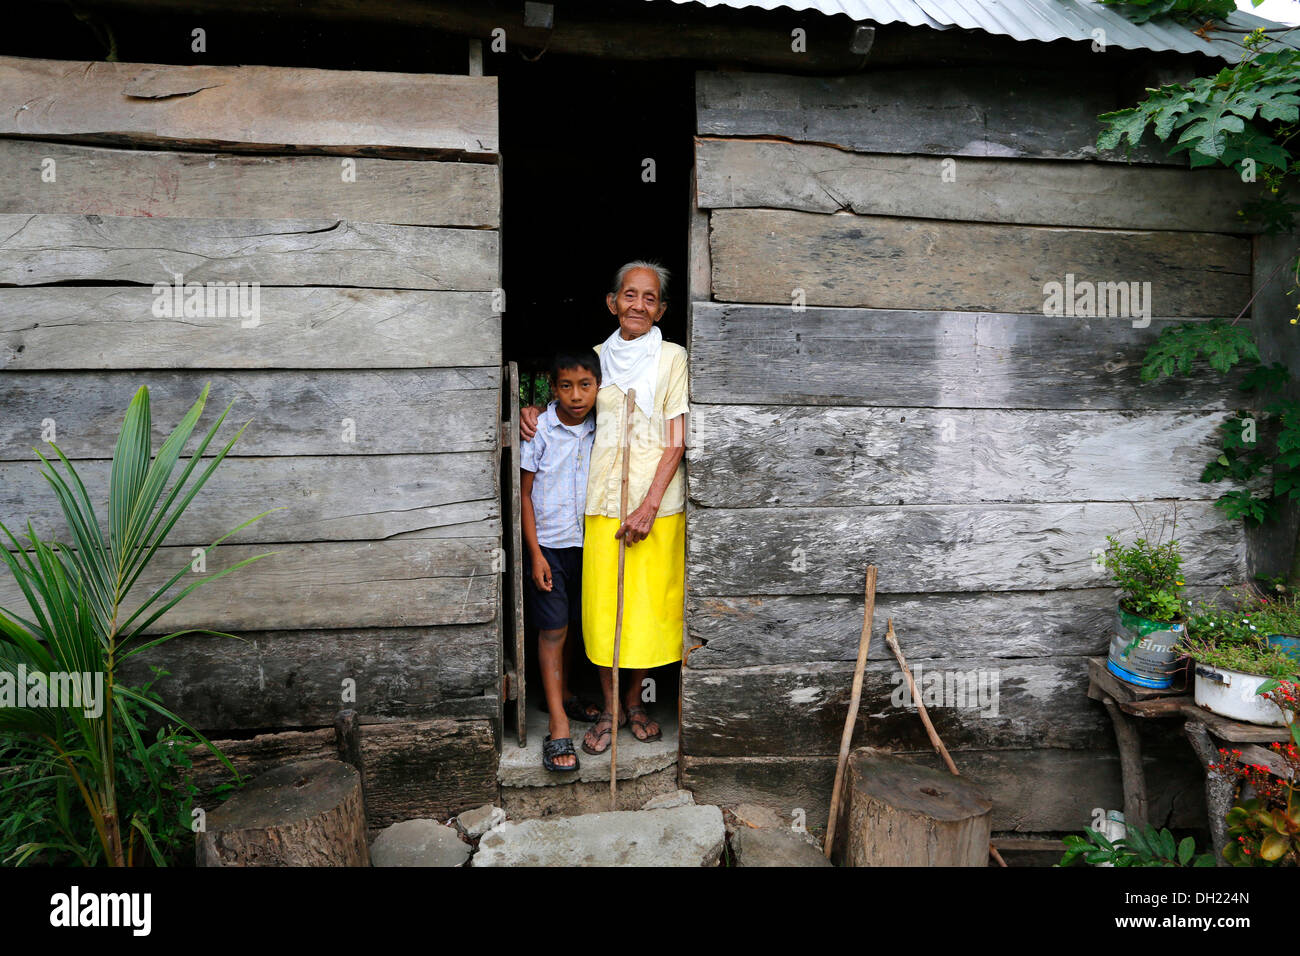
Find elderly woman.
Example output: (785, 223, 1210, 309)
(520, 260, 687, 755)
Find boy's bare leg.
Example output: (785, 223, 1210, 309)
(560, 626, 599, 721)
(538, 626, 575, 767)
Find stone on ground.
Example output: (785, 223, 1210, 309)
(729, 803, 784, 831)
(456, 803, 506, 838)
(732, 826, 833, 867)
(642, 789, 695, 810)
(473, 805, 725, 867)
(370, 819, 470, 867)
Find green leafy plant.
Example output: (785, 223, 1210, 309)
(1224, 797, 1300, 864)
(1213, 736, 1300, 865)
(1058, 823, 1215, 866)
(1139, 319, 1261, 380)
(1177, 591, 1300, 678)
(0, 383, 274, 865)
(1099, 8, 1300, 580)
(1097, 23, 1299, 222)
(520, 370, 553, 410)
(1096, 0, 1236, 25)
(1178, 631, 1299, 677)
(1244, 591, 1300, 636)
(1103, 531, 1187, 622)
(0, 667, 243, 866)
(1138, 316, 1300, 578)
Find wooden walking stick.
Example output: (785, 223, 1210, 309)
(883, 619, 1008, 868)
(610, 387, 636, 810)
(824, 565, 877, 859)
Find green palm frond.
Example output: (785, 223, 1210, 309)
(0, 382, 268, 865)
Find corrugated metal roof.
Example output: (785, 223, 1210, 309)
(649, 0, 1300, 59)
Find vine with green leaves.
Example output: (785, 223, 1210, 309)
(1096, 7, 1300, 583)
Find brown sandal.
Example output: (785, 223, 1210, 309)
(626, 705, 662, 742)
(582, 712, 615, 755)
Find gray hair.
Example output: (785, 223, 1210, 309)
(609, 260, 670, 303)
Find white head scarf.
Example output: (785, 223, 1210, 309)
(599, 323, 661, 420)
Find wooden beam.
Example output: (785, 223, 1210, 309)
(0, 288, 501, 369)
(695, 138, 1258, 234)
(0, 452, 498, 543)
(0, 368, 499, 458)
(686, 585, 1226, 670)
(709, 208, 1250, 317)
(686, 405, 1236, 507)
(688, 302, 1249, 409)
(696, 69, 1172, 164)
(0, 213, 499, 290)
(0, 534, 501, 632)
(0, 140, 500, 226)
(681, 658, 1107, 756)
(686, 498, 1244, 595)
(117, 623, 500, 730)
(0, 55, 498, 157)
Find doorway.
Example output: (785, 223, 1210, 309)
(495, 49, 694, 754)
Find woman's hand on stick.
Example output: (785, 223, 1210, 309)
(616, 500, 658, 545)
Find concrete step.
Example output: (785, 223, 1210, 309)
(500, 704, 678, 787)
(473, 805, 725, 866)
(499, 705, 680, 819)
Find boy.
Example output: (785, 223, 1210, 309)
(519, 345, 601, 771)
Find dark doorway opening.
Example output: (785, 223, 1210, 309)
(495, 50, 693, 749)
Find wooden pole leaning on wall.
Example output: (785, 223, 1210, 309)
(610, 387, 636, 810)
(883, 619, 1007, 868)
(824, 564, 878, 859)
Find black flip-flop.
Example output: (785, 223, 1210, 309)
(542, 735, 580, 772)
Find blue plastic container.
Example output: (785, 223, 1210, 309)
(1266, 634, 1300, 664)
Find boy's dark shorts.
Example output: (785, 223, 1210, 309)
(524, 544, 583, 631)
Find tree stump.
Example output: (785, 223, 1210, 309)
(197, 759, 370, 867)
(835, 747, 992, 867)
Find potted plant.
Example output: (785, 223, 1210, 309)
(1177, 600, 1298, 727)
(1241, 584, 1300, 665)
(1102, 529, 1188, 689)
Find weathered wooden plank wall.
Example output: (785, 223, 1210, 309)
(0, 56, 503, 819)
(683, 69, 1254, 834)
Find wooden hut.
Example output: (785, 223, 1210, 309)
(1, 0, 1295, 849)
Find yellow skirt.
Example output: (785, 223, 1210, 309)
(581, 511, 685, 669)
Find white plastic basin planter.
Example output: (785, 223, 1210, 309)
(1192, 663, 1290, 727)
